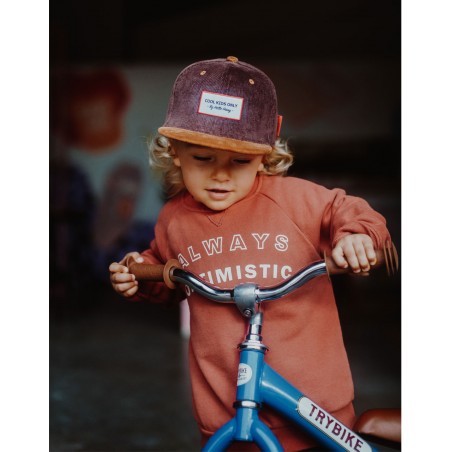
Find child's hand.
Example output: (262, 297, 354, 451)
(109, 251, 144, 298)
(331, 234, 377, 274)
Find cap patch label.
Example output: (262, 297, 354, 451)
(198, 91, 244, 121)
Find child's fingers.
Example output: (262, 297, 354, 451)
(119, 252, 144, 266)
(109, 262, 129, 274)
(353, 238, 378, 272)
(123, 284, 139, 297)
(110, 267, 135, 296)
(353, 243, 372, 272)
(333, 234, 377, 273)
(335, 242, 363, 273)
(115, 280, 138, 296)
(112, 271, 135, 284)
(334, 238, 363, 271)
(363, 240, 377, 265)
(109, 253, 142, 298)
(331, 246, 349, 269)
(343, 246, 362, 273)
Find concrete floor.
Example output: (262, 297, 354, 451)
(50, 271, 401, 452)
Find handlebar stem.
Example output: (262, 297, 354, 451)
(239, 312, 269, 353)
(246, 313, 264, 342)
(233, 283, 259, 317)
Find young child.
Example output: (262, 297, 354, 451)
(109, 56, 392, 451)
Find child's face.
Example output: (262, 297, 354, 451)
(172, 141, 264, 211)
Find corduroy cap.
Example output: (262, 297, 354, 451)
(158, 56, 281, 155)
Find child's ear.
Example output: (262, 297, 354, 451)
(258, 162, 264, 172)
(173, 154, 181, 167)
(170, 143, 181, 167)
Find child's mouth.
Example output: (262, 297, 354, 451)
(207, 188, 231, 200)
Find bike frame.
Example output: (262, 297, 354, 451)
(203, 311, 377, 452)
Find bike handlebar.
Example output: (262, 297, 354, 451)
(125, 242, 398, 298)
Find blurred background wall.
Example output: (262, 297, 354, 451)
(50, 1, 401, 449)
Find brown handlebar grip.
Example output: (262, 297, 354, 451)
(125, 257, 181, 289)
(125, 256, 164, 281)
(325, 242, 398, 277)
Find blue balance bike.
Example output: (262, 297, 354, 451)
(127, 243, 399, 451)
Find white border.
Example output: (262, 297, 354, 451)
(2, 2, 49, 450)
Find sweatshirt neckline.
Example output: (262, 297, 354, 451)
(181, 175, 263, 213)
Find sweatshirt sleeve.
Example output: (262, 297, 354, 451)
(321, 188, 391, 250)
(263, 176, 391, 253)
(129, 205, 186, 304)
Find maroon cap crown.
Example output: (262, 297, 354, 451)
(158, 56, 279, 154)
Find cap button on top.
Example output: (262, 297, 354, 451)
(226, 56, 239, 63)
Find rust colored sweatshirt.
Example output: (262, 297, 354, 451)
(132, 175, 391, 451)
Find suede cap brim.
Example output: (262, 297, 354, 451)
(158, 126, 272, 155)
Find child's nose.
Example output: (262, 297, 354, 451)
(211, 163, 231, 181)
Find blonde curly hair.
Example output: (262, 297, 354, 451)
(148, 134, 294, 198)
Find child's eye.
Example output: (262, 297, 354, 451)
(193, 155, 212, 162)
(234, 159, 252, 165)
